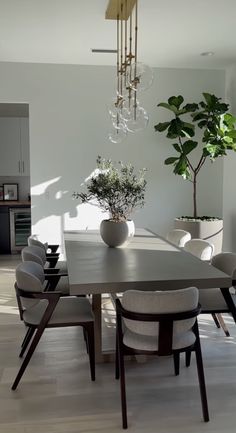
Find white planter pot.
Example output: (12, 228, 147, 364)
(100, 220, 135, 247)
(174, 218, 223, 254)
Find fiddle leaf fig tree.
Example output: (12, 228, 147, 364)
(154, 93, 236, 218)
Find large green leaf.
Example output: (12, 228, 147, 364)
(166, 118, 184, 138)
(203, 92, 215, 106)
(182, 122, 195, 137)
(164, 157, 179, 165)
(173, 156, 191, 179)
(168, 95, 184, 109)
(191, 111, 207, 122)
(226, 130, 236, 139)
(154, 122, 170, 132)
(157, 102, 178, 114)
(183, 103, 199, 112)
(223, 113, 236, 128)
(172, 143, 181, 152)
(182, 140, 198, 154)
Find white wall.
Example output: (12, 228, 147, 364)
(0, 62, 225, 250)
(223, 66, 236, 251)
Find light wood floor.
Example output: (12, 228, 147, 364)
(1, 255, 236, 432)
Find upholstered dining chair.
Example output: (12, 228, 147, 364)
(183, 239, 230, 336)
(115, 288, 209, 429)
(198, 252, 236, 335)
(12, 261, 95, 390)
(184, 238, 214, 261)
(28, 235, 67, 271)
(28, 235, 59, 253)
(166, 229, 191, 247)
(21, 245, 69, 295)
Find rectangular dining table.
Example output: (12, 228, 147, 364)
(64, 229, 233, 362)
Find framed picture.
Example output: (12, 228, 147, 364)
(0, 186, 3, 201)
(3, 183, 19, 201)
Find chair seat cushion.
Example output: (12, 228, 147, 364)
(23, 297, 94, 326)
(199, 289, 235, 311)
(123, 328, 196, 351)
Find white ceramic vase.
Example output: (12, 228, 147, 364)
(100, 219, 135, 247)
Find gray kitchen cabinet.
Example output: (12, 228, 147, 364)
(0, 117, 30, 176)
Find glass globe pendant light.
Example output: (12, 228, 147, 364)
(106, 0, 153, 142)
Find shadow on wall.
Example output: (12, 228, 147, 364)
(31, 175, 109, 253)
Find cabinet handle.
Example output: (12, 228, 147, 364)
(18, 161, 21, 173)
(22, 161, 24, 173)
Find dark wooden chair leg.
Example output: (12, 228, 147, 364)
(86, 323, 95, 381)
(118, 344, 128, 429)
(185, 350, 191, 367)
(12, 325, 46, 390)
(115, 332, 119, 380)
(194, 323, 209, 422)
(216, 313, 230, 337)
(19, 327, 35, 358)
(83, 327, 89, 353)
(21, 326, 32, 347)
(173, 352, 180, 375)
(212, 313, 220, 328)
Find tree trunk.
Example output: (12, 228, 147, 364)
(193, 172, 197, 218)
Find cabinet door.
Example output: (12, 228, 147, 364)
(20, 118, 30, 176)
(0, 118, 21, 176)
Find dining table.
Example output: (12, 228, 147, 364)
(63, 228, 233, 362)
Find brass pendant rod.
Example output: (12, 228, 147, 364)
(134, 0, 138, 120)
(134, 0, 138, 63)
(117, 13, 120, 99)
(124, 0, 128, 89)
(120, 3, 123, 97)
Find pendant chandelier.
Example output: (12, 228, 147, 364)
(106, 0, 153, 143)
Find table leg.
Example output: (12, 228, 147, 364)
(92, 294, 102, 362)
(92, 293, 115, 363)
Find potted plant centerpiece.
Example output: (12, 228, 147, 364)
(154, 93, 236, 253)
(73, 156, 147, 247)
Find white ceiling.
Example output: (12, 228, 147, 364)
(0, 0, 235, 69)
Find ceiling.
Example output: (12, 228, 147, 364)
(0, 0, 235, 69)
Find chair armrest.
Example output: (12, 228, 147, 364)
(44, 272, 68, 279)
(44, 268, 60, 274)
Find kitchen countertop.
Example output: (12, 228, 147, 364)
(0, 201, 31, 206)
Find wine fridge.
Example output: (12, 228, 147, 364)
(10, 208, 31, 253)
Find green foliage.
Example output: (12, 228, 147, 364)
(154, 92, 236, 217)
(73, 156, 147, 222)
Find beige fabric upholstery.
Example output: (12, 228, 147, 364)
(28, 236, 48, 252)
(16, 261, 93, 325)
(123, 328, 196, 351)
(23, 297, 94, 325)
(22, 245, 46, 266)
(122, 287, 198, 351)
(200, 252, 236, 312)
(166, 229, 191, 248)
(16, 261, 44, 309)
(184, 239, 214, 261)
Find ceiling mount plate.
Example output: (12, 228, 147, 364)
(105, 0, 137, 20)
